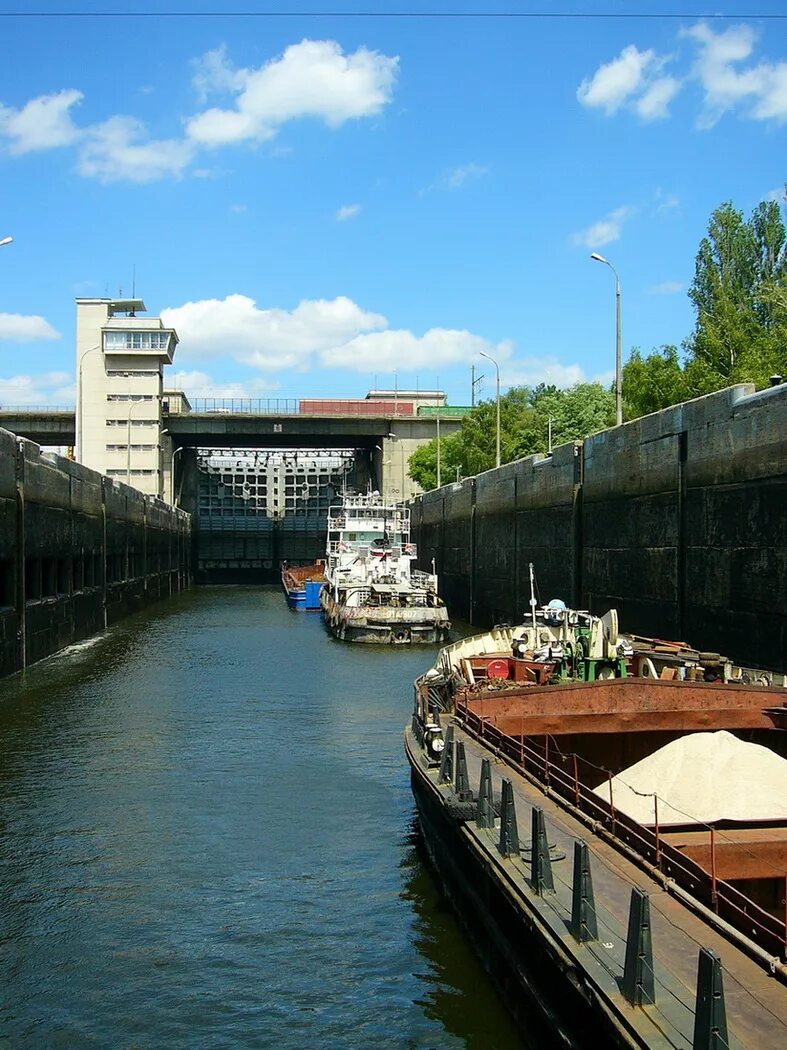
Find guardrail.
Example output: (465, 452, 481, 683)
(456, 700, 787, 961)
(0, 405, 76, 412)
(0, 399, 468, 419)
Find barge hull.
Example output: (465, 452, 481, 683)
(407, 736, 643, 1049)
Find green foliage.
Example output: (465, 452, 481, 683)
(686, 198, 787, 391)
(407, 382, 615, 491)
(622, 345, 690, 417)
(623, 195, 787, 420)
(411, 194, 787, 485)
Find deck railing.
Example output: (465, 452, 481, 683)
(456, 699, 787, 961)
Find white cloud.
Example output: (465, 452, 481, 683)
(634, 76, 681, 120)
(646, 281, 684, 295)
(0, 89, 83, 153)
(0, 370, 73, 405)
(320, 328, 511, 372)
(162, 293, 387, 370)
(336, 203, 362, 221)
(501, 357, 590, 390)
(683, 22, 763, 127)
(583, 22, 787, 129)
(186, 39, 398, 147)
(577, 45, 665, 115)
(572, 206, 634, 249)
(443, 162, 488, 189)
(191, 45, 246, 102)
(0, 38, 397, 183)
(0, 313, 60, 342)
(169, 369, 279, 398)
(421, 162, 489, 195)
(77, 116, 194, 183)
(654, 189, 680, 213)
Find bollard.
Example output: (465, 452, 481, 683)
(530, 807, 555, 895)
(622, 888, 656, 1006)
(693, 949, 728, 1050)
(498, 779, 520, 857)
(438, 724, 454, 784)
(454, 742, 473, 801)
(476, 758, 494, 829)
(570, 840, 598, 942)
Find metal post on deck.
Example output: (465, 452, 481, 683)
(654, 795, 661, 869)
(530, 807, 555, 895)
(476, 758, 495, 829)
(498, 779, 520, 858)
(454, 742, 473, 801)
(710, 827, 718, 912)
(622, 888, 656, 1006)
(573, 753, 580, 806)
(438, 724, 454, 784)
(692, 949, 728, 1050)
(570, 840, 598, 942)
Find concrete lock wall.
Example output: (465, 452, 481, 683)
(0, 427, 192, 677)
(411, 383, 787, 672)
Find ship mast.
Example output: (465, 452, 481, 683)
(529, 562, 537, 629)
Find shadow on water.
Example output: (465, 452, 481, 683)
(0, 587, 528, 1048)
(399, 818, 525, 1050)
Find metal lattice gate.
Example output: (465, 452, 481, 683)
(195, 448, 356, 580)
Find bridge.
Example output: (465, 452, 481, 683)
(0, 399, 465, 582)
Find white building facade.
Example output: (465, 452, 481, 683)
(75, 298, 178, 499)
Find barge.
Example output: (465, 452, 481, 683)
(281, 561, 325, 610)
(320, 491, 450, 644)
(406, 593, 787, 1047)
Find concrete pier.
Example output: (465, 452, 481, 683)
(411, 383, 787, 673)
(0, 427, 191, 676)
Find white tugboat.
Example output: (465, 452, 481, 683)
(320, 491, 450, 644)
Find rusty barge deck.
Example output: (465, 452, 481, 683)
(406, 715, 787, 1048)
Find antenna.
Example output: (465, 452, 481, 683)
(132, 264, 136, 298)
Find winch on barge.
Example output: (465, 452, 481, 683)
(320, 491, 450, 644)
(406, 592, 787, 1048)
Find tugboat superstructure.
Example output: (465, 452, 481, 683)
(320, 491, 450, 644)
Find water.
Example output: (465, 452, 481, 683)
(0, 588, 523, 1048)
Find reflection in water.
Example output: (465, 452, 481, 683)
(0, 588, 524, 1048)
(399, 820, 524, 1050)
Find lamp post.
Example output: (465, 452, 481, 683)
(479, 351, 500, 468)
(161, 430, 185, 506)
(76, 344, 101, 462)
(590, 252, 623, 426)
(436, 374, 441, 489)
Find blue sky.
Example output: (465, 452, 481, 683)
(1, 1, 785, 408)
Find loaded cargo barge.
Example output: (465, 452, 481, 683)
(281, 561, 325, 610)
(406, 600, 787, 1047)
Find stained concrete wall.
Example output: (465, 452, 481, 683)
(411, 383, 787, 672)
(0, 428, 191, 677)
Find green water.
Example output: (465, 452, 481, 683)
(0, 587, 523, 1048)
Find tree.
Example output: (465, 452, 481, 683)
(622, 346, 690, 417)
(407, 382, 615, 490)
(685, 199, 787, 391)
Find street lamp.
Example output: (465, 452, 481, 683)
(479, 351, 500, 468)
(590, 252, 623, 426)
(76, 344, 100, 461)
